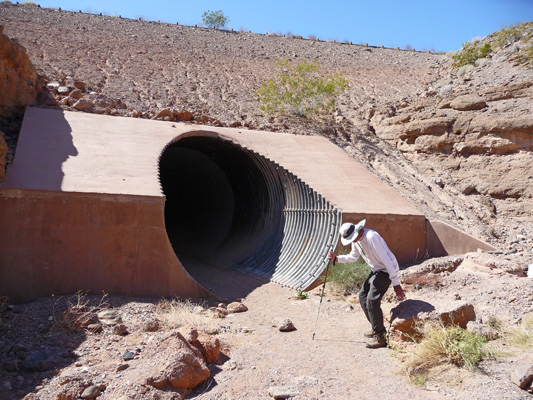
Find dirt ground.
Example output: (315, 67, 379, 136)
(1, 261, 532, 400)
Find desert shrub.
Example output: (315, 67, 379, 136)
(452, 41, 492, 67)
(403, 321, 493, 375)
(56, 291, 108, 332)
(256, 58, 349, 117)
(22, 0, 38, 5)
(494, 23, 530, 48)
(201, 10, 229, 29)
(156, 298, 218, 331)
(502, 314, 533, 350)
(295, 289, 309, 300)
(325, 256, 370, 292)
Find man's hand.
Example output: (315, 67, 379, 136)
(327, 251, 337, 262)
(393, 285, 405, 301)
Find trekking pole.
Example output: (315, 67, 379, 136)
(312, 255, 334, 340)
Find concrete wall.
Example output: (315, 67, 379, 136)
(426, 220, 496, 257)
(338, 213, 427, 266)
(0, 189, 208, 303)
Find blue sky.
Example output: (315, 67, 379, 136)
(31, 0, 533, 52)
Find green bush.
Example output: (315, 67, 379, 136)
(325, 256, 370, 292)
(404, 322, 493, 375)
(452, 41, 492, 68)
(256, 58, 349, 117)
(201, 10, 229, 29)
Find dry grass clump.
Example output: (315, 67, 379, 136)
(55, 291, 109, 332)
(400, 321, 493, 381)
(155, 298, 219, 332)
(501, 314, 533, 350)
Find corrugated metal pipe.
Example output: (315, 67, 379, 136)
(159, 135, 341, 289)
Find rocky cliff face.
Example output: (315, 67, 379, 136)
(0, 3, 532, 257)
(0, 24, 44, 179)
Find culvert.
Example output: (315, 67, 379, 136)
(0, 108, 497, 303)
(159, 135, 342, 290)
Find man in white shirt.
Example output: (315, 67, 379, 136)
(328, 219, 405, 348)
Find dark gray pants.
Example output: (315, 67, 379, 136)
(359, 270, 391, 335)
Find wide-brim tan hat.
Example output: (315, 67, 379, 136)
(339, 219, 366, 245)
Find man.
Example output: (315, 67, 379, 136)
(328, 219, 405, 349)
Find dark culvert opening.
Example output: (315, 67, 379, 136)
(159, 134, 341, 290)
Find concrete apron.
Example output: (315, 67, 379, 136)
(0, 108, 495, 303)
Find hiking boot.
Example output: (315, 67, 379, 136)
(364, 330, 376, 338)
(365, 334, 387, 349)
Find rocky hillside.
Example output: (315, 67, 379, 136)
(0, 3, 532, 256)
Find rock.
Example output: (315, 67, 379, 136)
(116, 363, 129, 372)
(142, 330, 210, 391)
(215, 307, 229, 315)
(431, 177, 444, 188)
(192, 333, 220, 364)
(402, 116, 456, 138)
(268, 386, 299, 399)
(466, 320, 499, 340)
(511, 363, 533, 389)
(457, 253, 526, 277)
(69, 88, 83, 100)
(81, 385, 102, 399)
(73, 99, 94, 111)
(278, 319, 296, 332)
(389, 300, 475, 340)
(143, 319, 160, 332)
(73, 80, 88, 91)
(450, 94, 487, 111)
(179, 325, 199, 343)
(57, 86, 70, 96)
(97, 310, 122, 325)
(113, 324, 128, 335)
(528, 264, 533, 279)
(174, 110, 193, 121)
(0, 26, 41, 117)
(23, 350, 55, 372)
(122, 351, 135, 361)
(157, 109, 173, 120)
(227, 302, 248, 313)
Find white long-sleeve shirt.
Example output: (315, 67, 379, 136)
(336, 229, 400, 286)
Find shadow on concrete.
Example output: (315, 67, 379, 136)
(1, 108, 77, 191)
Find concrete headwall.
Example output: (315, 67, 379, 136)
(0, 189, 208, 303)
(426, 220, 496, 257)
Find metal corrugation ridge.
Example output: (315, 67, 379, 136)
(229, 142, 341, 290)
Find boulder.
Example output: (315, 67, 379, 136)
(511, 363, 533, 389)
(450, 94, 487, 111)
(156, 109, 173, 120)
(69, 88, 83, 100)
(191, 333, 220, 364)
(466, 320, 499, 340)
(174, 110, 193, 121)
(389, 300, 475, 340)
(73, 99, 94, 111)
(457, 253, 527, 277)
(227, 302, 248, 313)
(141, 330, 210, 391)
